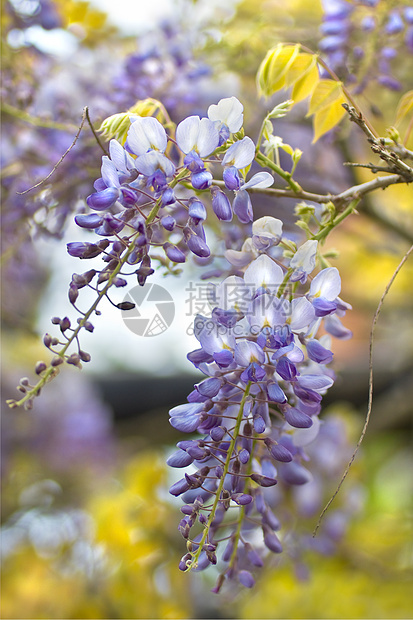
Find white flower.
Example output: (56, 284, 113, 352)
(290, 240, 318, 283)
(176, 116, 220, 157)
(207, 96, 244, 133)
(222, 136, 256, 169)
(127, 116, 168, 155)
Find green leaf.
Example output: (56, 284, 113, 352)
(267, 99, 294, 119)
(395, 90, 413, 126)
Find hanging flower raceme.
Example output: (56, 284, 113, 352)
(168, 223, 352, 590)
(58, 103, 291, 414)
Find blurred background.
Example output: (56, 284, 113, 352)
(1, 0, 413, 617)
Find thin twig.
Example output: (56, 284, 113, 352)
(313, 243, 413, 537)
(213, 173, 405, 205)
(343, 162, 394, 174)
(85, 106, 109, 156)
(17, 107, 88, 195)
(343, 104, 413, 180)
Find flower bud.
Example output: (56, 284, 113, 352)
(66, 353, 81, 366)
(72, 270, 96, 289)
(238, 570, 255, 588)
(163, 242, 186, 263)
(232, 493, 253, 505)
(35, 361, 47, 374)
(191, 170, 212, 190)
(188, 198, 207, 224)
(184, 229, 211, 258)
(223, 166, 241, 190)
(263, 525, 283, 553)
(210, 426, 226, 441)
(160, 215, 176, 231)
(75, 213, 104, 229)
(43, 333, 52, 348)
(264, 437, 293, 462)
(68, 283, 79, 304)
(66, 242, 103, 259)
(250, 473, 277, 487)
(59, 317, 71, 332)
(117, 301, 136, 310)
(211, 186, 232, 221)
(78, 350, 91, 363)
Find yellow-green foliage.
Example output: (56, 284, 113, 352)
(240, 440, 413, 620)
(257, 43, 347, 141)
(99, 99, 174, 145)
(1, 453, 191, 620)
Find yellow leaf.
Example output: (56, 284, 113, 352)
(266, 44, 300, 93)
(291, 60, 319, 103)
(308, 79, 345, 116)
(285, 52, 316, 88)
(257, 46, 281, 96)
(312, 98, 347, 142)
(128, 98, 162, 118)
(257, 44, 300, 97)
(395, 90, 413, 126)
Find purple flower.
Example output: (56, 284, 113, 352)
(86, 187, 120, 211)
(211, 186, 233, 221)
(238, 570, 255, 588)
(384, 10, 404, 35)
(169, 403, 204, 433)
(233, 190, 253, 223)
(307, 339, 334, 364)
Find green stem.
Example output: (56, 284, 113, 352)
(277, 268, 294, 298)
(1, 102, 79, 132)
(227, 437, 257, 571)
(256, 152, 302, 192)
(312, 198, 360, 243)
(187, 383, 252, 571)
(255, 115, 270, 154)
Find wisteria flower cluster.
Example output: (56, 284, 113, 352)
(320, 0, 413, 92)
(167, 220, 352, 589)
(8, 96, 277, 408)
(78, 95, 272, 261)
(6, 11, 413, 591)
